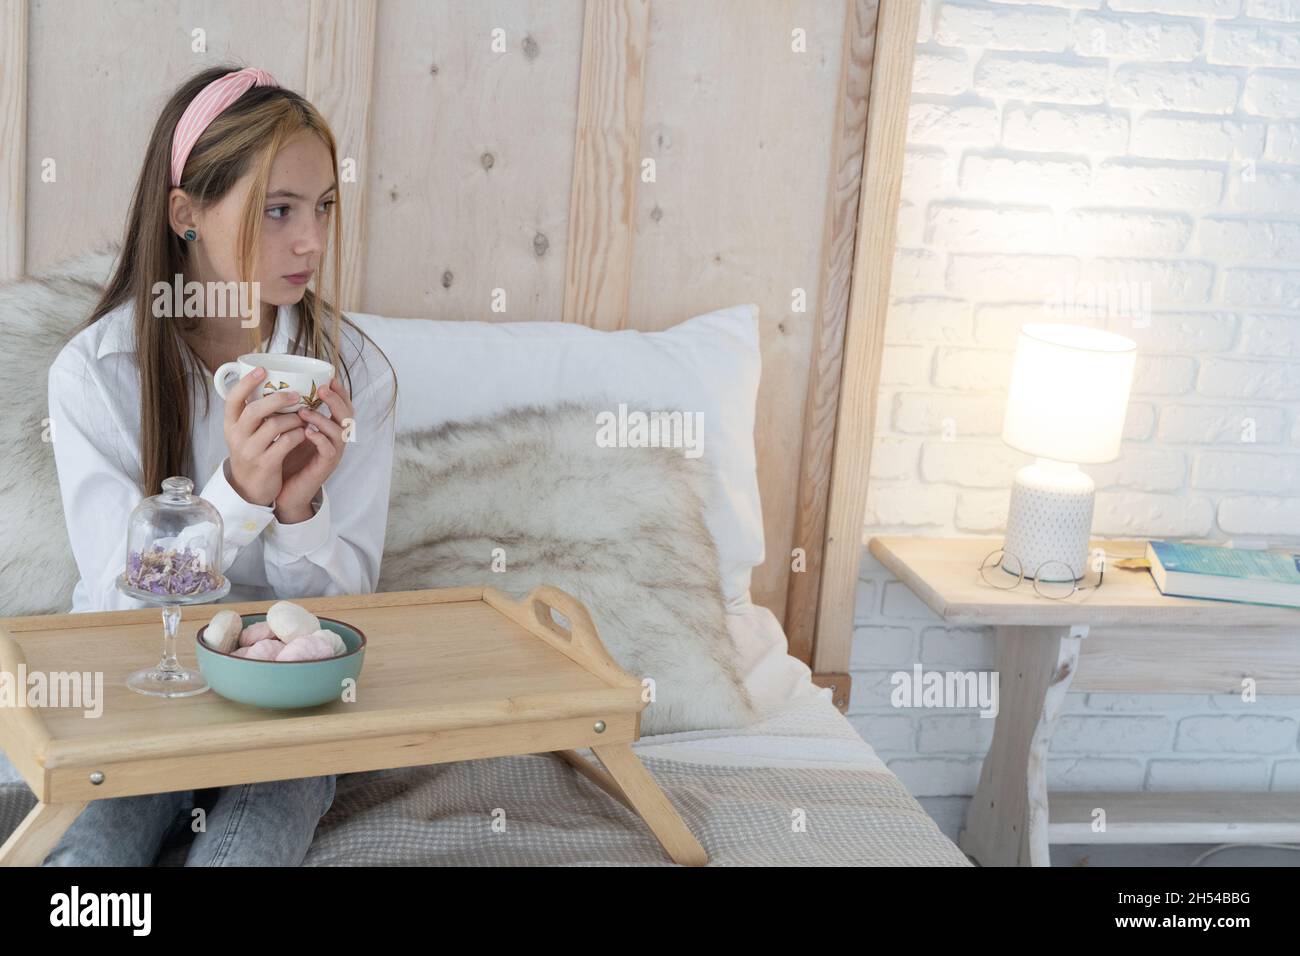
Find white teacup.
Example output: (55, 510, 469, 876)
(213, 353, 335, 413)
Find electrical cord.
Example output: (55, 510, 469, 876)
(1190, 842, 1300, 866)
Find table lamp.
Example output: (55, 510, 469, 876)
(999, 323, 1138, 582)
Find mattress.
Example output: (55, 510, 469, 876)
(293, 597, 970, 866)
(293, 690, 970, 866)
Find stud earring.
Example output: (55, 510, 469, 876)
(183, 229, 197, 241)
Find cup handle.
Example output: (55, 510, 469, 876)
(213, 362, 242, 400)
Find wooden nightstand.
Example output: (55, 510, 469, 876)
(868, 535, 1300, 868)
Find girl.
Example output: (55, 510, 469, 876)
(38, 65, 399, 866)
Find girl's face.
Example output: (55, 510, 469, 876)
(175, 130, 337, 312)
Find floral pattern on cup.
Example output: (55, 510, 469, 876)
(262, 378, 325, 410)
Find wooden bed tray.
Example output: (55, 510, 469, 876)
(0, 585, 707, 866)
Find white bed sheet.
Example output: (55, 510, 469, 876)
(626, 599, 888, 771)
(726, 599, 833, 715)
(625, 691, 889, 772)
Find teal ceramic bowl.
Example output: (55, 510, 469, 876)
(195, 613, 366, 709)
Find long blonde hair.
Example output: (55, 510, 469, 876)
(70, 64, 397, 497)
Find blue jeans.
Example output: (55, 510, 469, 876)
(1, 746, 335, 866)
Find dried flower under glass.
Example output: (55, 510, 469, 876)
(125, 544, 222, 597)
(117, 475, 231, 697)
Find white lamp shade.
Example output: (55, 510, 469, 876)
(1001, 323, 1137, 464)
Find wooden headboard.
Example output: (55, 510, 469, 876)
(0, 0, 919, 710)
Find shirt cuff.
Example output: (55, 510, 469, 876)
(199, 457, 276, 550)
(264, 485, 331, 558)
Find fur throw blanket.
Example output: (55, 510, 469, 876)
(0, 246, 757, 735)
(380, 403, 756, 735)
(0, 245, 118, 615)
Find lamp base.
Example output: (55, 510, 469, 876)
(1002, 460, 1094, 582)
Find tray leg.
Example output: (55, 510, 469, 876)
(554, 749, 636, 813)
(584, 743, 708, 866)
(0, 800, 87, 867)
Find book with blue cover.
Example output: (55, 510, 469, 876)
(1146, 539, 1300, 608)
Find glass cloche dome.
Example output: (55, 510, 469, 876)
(120, 476, 228, 599)
(117, 475, 231, 698)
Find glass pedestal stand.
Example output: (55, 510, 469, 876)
(116, 572, 232, 697)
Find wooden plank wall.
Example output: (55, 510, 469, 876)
(3, 0, 917, 701)
(807, 0, 921, 700)
(563, 0, 648, 329)
(783, 0, 881, 692)
(0, 0, 26, 280)
(305, 0, 378, 312)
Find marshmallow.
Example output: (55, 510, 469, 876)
(239, 621, 276, 647)
(275, 634, 335, 661)
(303, 628, 348, 656)
(266, 601, 320, 641)
(242, 639, 286, 661)
(202, 609, 243, 654)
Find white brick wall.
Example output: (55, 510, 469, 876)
(852, 0, 1300, 798)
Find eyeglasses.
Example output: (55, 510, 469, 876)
(978, 549, 1105, 600)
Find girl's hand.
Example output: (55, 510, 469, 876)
(275, 376, 353, 522)
(224, 367, 311, 506)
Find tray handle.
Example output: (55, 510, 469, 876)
(529, 585, 598, 653)
(482, 585, 641, 690)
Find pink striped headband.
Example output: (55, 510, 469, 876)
(170, 67, 279, 188)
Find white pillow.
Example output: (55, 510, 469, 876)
(349, 304, 765, 610)
(727, 601, 827, 715)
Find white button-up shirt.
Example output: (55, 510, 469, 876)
(47, 299, 397, 613)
